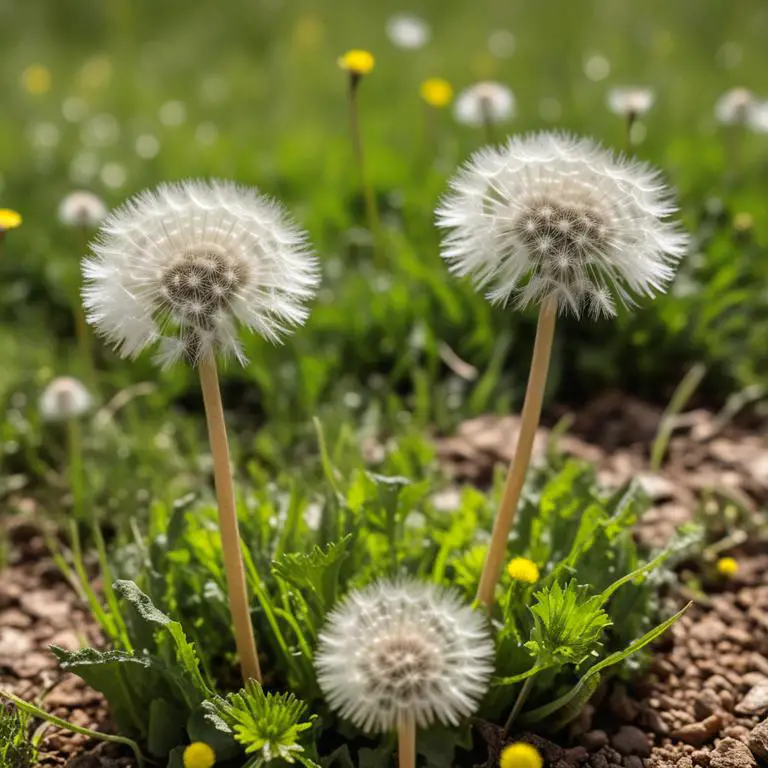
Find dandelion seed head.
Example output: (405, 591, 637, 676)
(59, 190, 108, 228)
(607, 86, 655, 118)
(40, 377, 93, 421)
(386, 14, 430, 49)
(715, 87, 756, 125)
(82, 179, 318, 368)
(747, 100, 768, 133)
(315, 580, 494, 733)
(437, 132, 688, 318)
(454, 82, 514, 126)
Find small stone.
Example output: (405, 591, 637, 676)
(705, 675, 733, 692)
(709, 737, 756, 768)
(748, 654, 768, 677)
(720, 690, 736, 712)
(696, 689, 723, 720)
(691, 750, 712, 767)
(580, 730, 609, 751)
(748, 720, 768, 761)
(610, 684, 640, 723)
(735, 684, 768, 715)
(611, 726, 652, 757)
(672, 714, 725, 746)
(623, 757, 644, 768)
(640, 707, 671, 736)
(677, 759, 694, 768)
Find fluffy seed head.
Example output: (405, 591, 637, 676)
(606, 86, 654, 118)
(454, 82, 515, 126)
(715, 87, 756, 125)
(437, 132, 688, 318)
(386, 14, 430, 49)
(82, 179, 318, 368)
(315, 580, 494, 733)
(40, 377, 93, 421)
(747, 100, 768, 133)
(59, 190, 108, 228)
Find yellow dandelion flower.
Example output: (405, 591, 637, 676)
(421, 78, 454, 108)
(338, 49, 375, 76)
(21, 64, 51, 95)
(506, 557, 539, 584)
(733, 212, 753, 232)
(183, 742, 216, 768)
(716, 557, 739, 577)
(0, 209, 23, 232)
(500, 742, 543, 768)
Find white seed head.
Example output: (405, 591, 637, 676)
(40, 377, 94, 421)
(82, 179, 319, 368)
(715, 87, 756, 126)
(386, 14, 430, 50)
(437, 132, 688, 319)
(747, 100, 768, 133)
(315, 580, 494, 733)
(606, 87, 654, 118)
(58, 190, 108, 228)
(454, 82, 515, 127)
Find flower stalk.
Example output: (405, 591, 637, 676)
(199, 355, 262, 684)
(477, 296, 557, 609)
(398, 713, 416, 768)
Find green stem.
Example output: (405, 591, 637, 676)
(347, 79, 381, 261)
(67, 418, 85, 522)
(504, 667, 539, 733)
(0, 689, 145, 768)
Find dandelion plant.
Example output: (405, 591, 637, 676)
(82, 179, 319, 683)
(315, 580, 494, 768)
(438, 132, 688, 609)
(0, 208, 22, 254)
(454, 81, 514, 143)
(606, 86, 654, 150)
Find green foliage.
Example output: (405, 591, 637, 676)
(0, 704, 36, 768)
(213, 680, 319, 767)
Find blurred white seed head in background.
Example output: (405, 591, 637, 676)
(58, 190, 108, 228)
(454, 81, 515, 126)
(40, 376, 94, 421)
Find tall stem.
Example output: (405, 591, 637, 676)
(75, 225, 93, 377)
(625, 113, 635, 153)
(198, 356, 262, 684)
(67, 418, 85, 522)
(347, 79, 381, 259)
(504, 669, 538, 733)
(398, 714, 416, 768)
(476, 297, 557, 609)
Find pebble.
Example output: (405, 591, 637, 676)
(581, 730, 609, 751)
(695, 689, 723, 720)
(623, 757, 644, 768)
(709, 737, 756, 768)
(611, 726, 652, 757)
(735, 683, 768, 715)
(748, 720, 768, 761)
(672, 714, 725, 746)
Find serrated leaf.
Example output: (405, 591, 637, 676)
(187, 701, 241, 761)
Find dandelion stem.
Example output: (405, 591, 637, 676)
(347, 78, 381, 260)
(625, 113, 635, 153)
(198, 356, 262, 684)
(481, 98, 494, 145)
(398, 714, 416, 768)
(504, 668, 538, 733)
(476, 296, 557, 609)
(67, 419, 85, 522)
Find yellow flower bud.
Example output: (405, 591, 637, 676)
(500, 742, 543, 768)
(506, 557, 540, 584)
(338, 49, 375, 76)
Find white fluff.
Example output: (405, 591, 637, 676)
(82, 179, 318, 368)
(386, 14, 430, 49)
(58, 190, 108, 228)
(606, 87, 654, 118)
(454, 82, 515, 126)
(40, 377, 93, 421)
(437, 132, 688, 318)
(315, 580, 494, 733)
(715, 87, 756, 126)
(747, 100, 768, 133)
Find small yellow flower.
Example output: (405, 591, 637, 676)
(183, 742, 216, 768)
(421, 78, 454, 108)
(506, 557, 540, 584)
(21, 64, 51, 95)
(500, 742, 543, 768)
(0, 209, 23, 232)
(716, 557, 739, 577)
(338, 49, 375, 76)
(733, 212, 753, 232)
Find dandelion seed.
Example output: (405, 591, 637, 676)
(716, 557, 739, 577)
(507, 557, 539, 584)
(500, 743, 543, 768)
(39, 377, 93, 421)
(82, 179, 318, 368)
(438, 131, 687, 609)
(454, 81, 515, 128)
(316, 580, 493, 768)
(59, 191, 108, 229)
(420, 78, 454, 109)
(386, 14, 430, 50)
(183, 742, 216, 768)
(715, 87, 755, 126)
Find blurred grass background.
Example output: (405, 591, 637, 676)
(1, 0, 768, 463)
